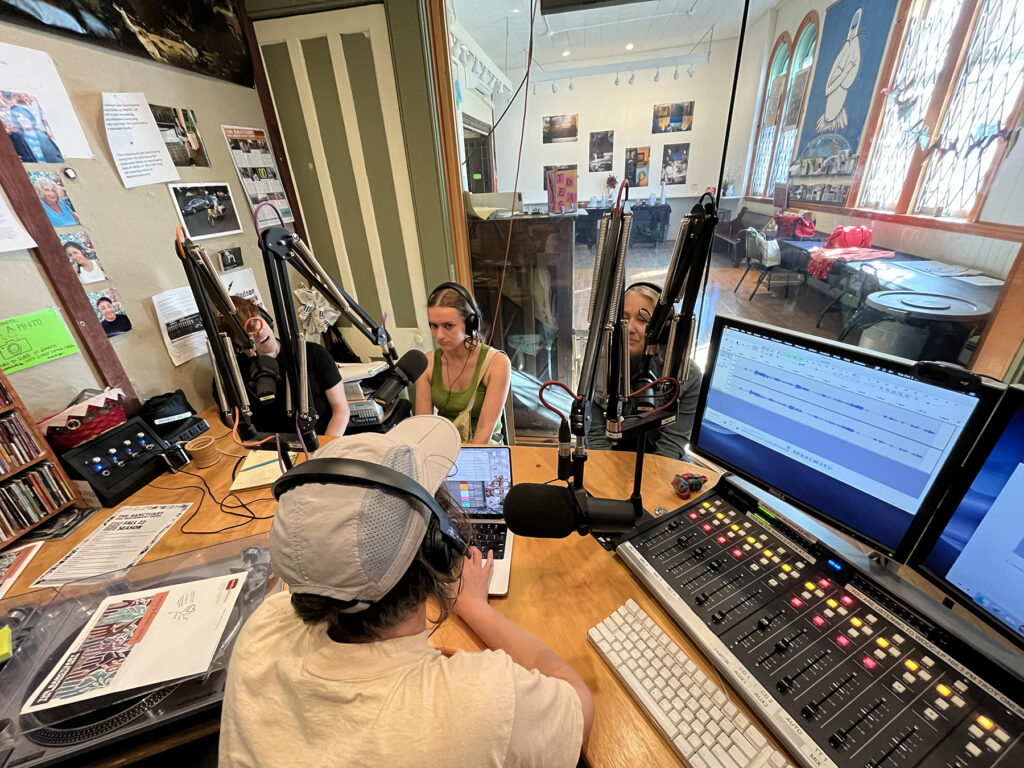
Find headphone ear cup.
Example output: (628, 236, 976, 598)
(422, 516, 458, 573)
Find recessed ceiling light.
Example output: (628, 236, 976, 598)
(562, 50, 571, 57)
(510, 8, 520, 12)
(625, 43, 634, 51)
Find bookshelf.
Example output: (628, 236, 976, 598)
(0, 368, 85, 548)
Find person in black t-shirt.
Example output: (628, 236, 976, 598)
(215, 296, 349, 436)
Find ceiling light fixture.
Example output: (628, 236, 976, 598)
(687, 65, 695, 78)
(568, 78, 575, 91)
(625, 43, 634, 51)
(628, 71, 636, 85)
(552, 82, 558, 93)
(654, 68, 660, 83)
(533, 83, 538, 95)
(562, 50, 570, 57)
(614, 73, 620, 86)
(673, 65, 680, 80)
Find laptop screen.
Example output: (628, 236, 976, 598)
(445, 446, 513, 518)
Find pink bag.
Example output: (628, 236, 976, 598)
(824, 225, 872, 249)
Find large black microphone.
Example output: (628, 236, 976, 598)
(248, 354, 280, 404)
(373, 349, 428, 408)
(504, 482, 638, 538)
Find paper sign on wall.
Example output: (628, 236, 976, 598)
(0, 43, 92, 158)
(103, 93, 180, 188)
(0, 308, 78, 373)
(0, 187, 36, 253)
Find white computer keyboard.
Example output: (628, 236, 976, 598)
(589, 599, 797, 768)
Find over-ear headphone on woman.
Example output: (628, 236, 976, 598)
(429, 282, 480, 340)
(272, 458, 468, 575)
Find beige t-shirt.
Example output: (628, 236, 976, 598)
(219, 592, 584, 767)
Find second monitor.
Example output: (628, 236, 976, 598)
(690, 317, 1001, 560)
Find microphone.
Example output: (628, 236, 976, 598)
(504, 482, 638, 538)
(557, 419, 572, 481)
(248, 355, 280, 404)
(373, 349, 428, 408)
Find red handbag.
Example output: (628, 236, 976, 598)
(773, 212, 800, 238)
(40, 390, 127, 453)
(824, 225, 872, 249)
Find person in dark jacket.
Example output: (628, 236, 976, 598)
(7, 105, 63, 163)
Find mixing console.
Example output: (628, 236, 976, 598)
(616, 481, 1024, 768)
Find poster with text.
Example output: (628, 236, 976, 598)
(0, 308, 78, 373)
(103, 93, 180, 188)
(790, 0, 899, 205)
(625, 147, 650, 187)
(219, 267, 267, 310)
(222, 126, 294, 227)
(0, 43, 92, 159)
(153, 286, 206, 366)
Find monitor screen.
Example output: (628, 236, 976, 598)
(691, 318, 991, 558)
(916, 387, 1024, 645)
(444, 446, 513, 517)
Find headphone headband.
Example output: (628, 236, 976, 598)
(627, 281, 663, 295)
(429, 282, 480, 338)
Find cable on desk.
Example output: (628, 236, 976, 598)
(150, 467, 275, 535)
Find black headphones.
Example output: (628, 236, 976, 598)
(627, 281, 663, 297)
(429, 282, 480, 339)
(272, 457, 468, 576)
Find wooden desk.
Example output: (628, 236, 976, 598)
(5, 427, 790, 768)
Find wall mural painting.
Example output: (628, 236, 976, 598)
(788, 0, 899, 206)
(0, 1, 252, 85)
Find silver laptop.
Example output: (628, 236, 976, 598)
(446, 446, 515, 596)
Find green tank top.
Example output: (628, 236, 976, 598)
(430, 344, 501, 442)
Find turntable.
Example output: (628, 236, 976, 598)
(0, 534, 279, 767)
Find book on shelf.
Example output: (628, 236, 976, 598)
(0, 411, 42, 473)
(0, 461, 74, 543)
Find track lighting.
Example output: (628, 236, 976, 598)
(687, 66, 695, 78)
(551, 82, 558, 93)
(628, 71, 635, 85)
(673, 66, 680, 80)
(614, 73, 620, 86)
(654, 68, 660, 83)
(568, 78, 574, 92)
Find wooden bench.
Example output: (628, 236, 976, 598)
(712, 207, 774, 265)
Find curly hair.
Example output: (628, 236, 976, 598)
(289, 484, 469, 642)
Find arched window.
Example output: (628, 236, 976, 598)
(748, 36, 791, 198)
(770, 18, 818, 189)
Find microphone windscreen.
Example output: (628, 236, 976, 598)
(504, 483, 578, 538)
(396, 349, 429, 380)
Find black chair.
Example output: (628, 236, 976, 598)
(734, 229, 798, 300)
(837, 263, 884, 341)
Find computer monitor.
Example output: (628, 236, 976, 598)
(690, 317, 1000, 560)
(911, 385, 1024, 649)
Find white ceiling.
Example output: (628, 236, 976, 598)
(450, 0, 777, 79)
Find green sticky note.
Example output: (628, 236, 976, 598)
(0, 308, 79, 374)
(0, 625, 11, 663)
(472, 173, 482, 180)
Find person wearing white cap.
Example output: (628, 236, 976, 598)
(219, 415, 592, 767)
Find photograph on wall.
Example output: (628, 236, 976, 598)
(219, 247, 243, 271)
(59, 232, 107, 285)
(588, 130, 614, 172)
(652, 102, 694, 133)
(0, 3, 252, 86)
(0, 43, 92, 158)
(789, 0, 900, 205)
(625, 147, 650, 187)
(1, 92, 63, 163)
(168, 182, 243, 242)
(542, 114, 578, 144)
(222, 126, 294, 227)
(27, 171, 79, 228)
(661, 143, 690, 185)
(782, 68, 811, 131)
(543, 164, 577, 191)
(150, 104, 210, 167)
(87, 288, 132, 337)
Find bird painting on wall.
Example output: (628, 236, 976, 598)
(818, 8, 862, 133)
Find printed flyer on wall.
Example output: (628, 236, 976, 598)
(221, 125, 294, 227)
(22, 571, 247, 714)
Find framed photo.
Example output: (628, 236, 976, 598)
(59, 231, 107, 284)
(661, 143, 690, 185)
(589, 131, 613, 172)
(219, 247, 243, 271)
(542, 114, 578, 144)
(652, 102, 694, 133)
(168, 182, 242, 241)
(625, 147, 650, 187)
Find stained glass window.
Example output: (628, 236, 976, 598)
(915, 0, 1024, 217)
(749, 42, 790, 197)
(771, 24, 818, 188)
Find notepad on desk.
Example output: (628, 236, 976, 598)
(229, 450, 296, 492)
(337, 361, 388, 382)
